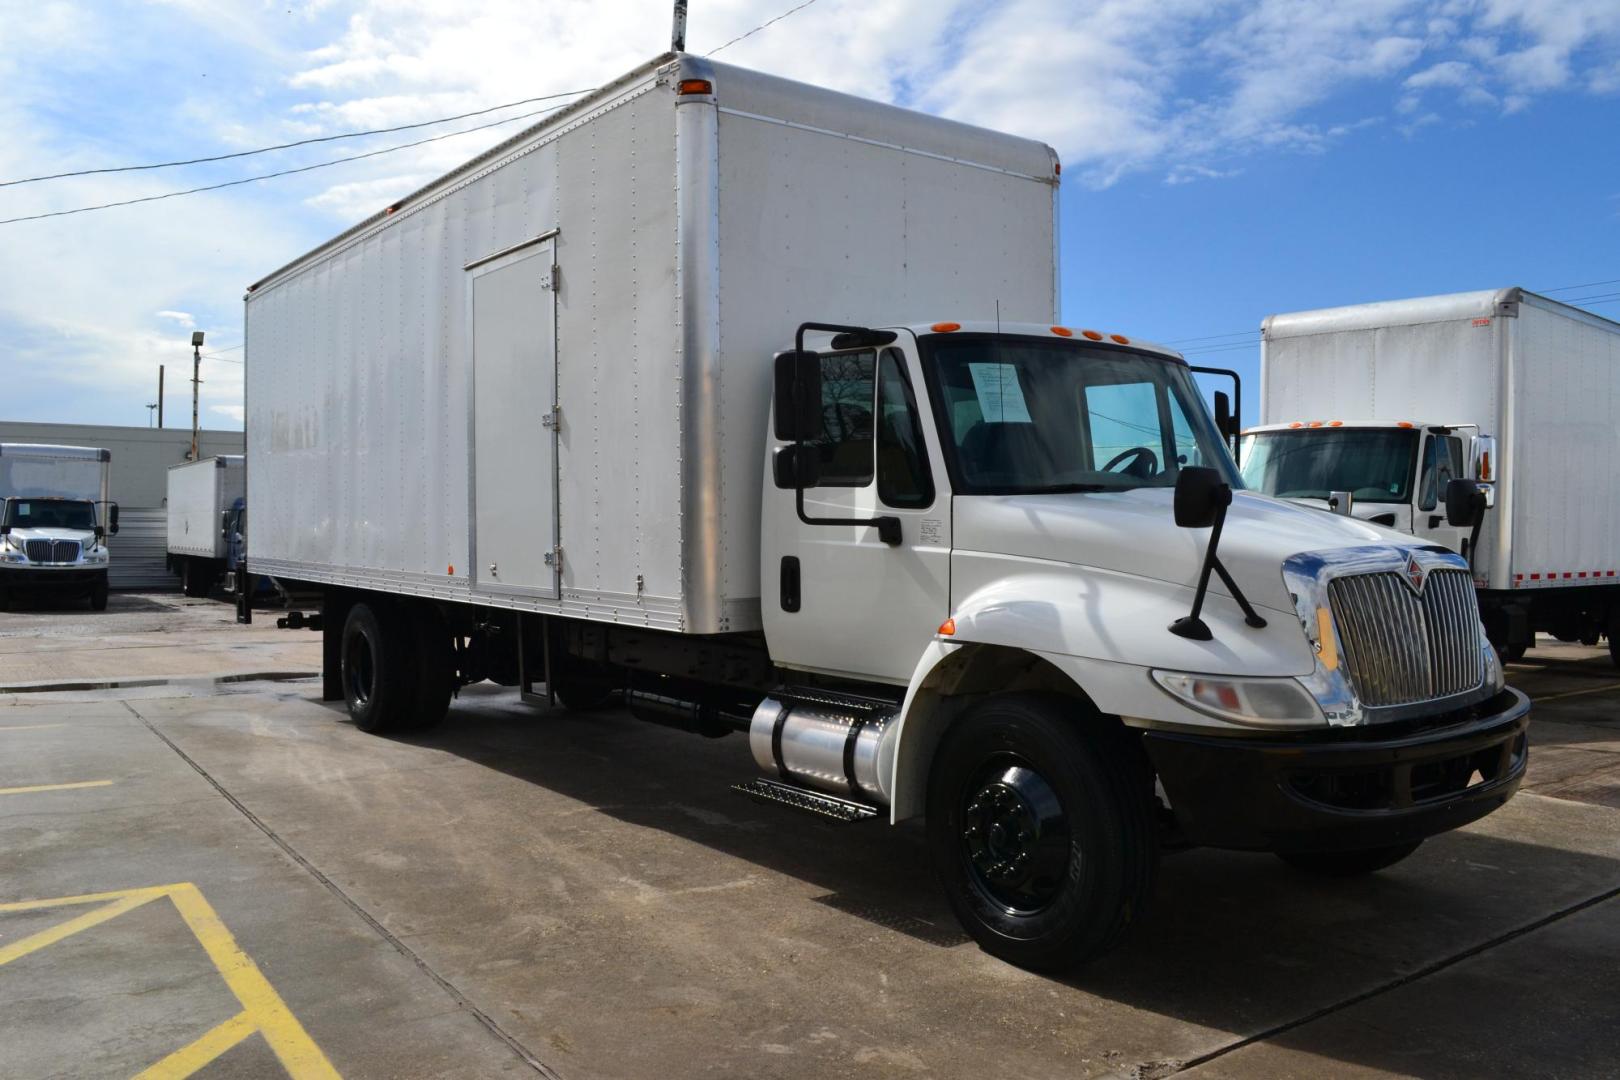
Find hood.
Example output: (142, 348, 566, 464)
(952, 488, 1415, 613)
(8, 526, 97, 545)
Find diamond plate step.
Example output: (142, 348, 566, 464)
(731, 777, 880, 823)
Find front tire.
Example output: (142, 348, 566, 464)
(1276, 841, 1422, 877)
(88, 575, 109, 611)
(926, 694, 1156, 972)
(340, 600, 419, 733)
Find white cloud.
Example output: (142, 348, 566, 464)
(210, 404, 245, 423)
(155, 310, 195, 328)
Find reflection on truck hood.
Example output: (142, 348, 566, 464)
(7, 527, 96, 545)
(953, 488, 1410, 613)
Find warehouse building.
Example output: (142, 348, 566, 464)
(0, 421, 245, 590)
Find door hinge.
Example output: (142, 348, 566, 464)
(541, 264, 560, 291)
(540, 405, 562, 429)
(544, 546, 563, 570)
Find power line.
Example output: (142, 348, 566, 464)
(0, 89, 594, 189)
(708, 0, 822, 55)
(1539, 277, 1620, 295)
(0, 100, 576, 227)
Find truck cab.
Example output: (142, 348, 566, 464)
(1238, 420, 1487, 558)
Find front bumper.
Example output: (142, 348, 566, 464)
(1143, 687, 1530, 852)
(0, 566, 106, 590)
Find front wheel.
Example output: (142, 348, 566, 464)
(88, 575, 109, 611)
(1276, 841, 1422, 877)
(926, 694, 1156, 972)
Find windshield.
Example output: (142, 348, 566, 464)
(2, 498, 97, 530)
(1239, 428, 1418, 504)
(920, 334, 1238, 495)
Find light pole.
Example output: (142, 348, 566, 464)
(190, 331, 204, 461)
(146, 403, 158, 428)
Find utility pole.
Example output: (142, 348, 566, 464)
(190, 331, 204, 460)
(157, 365, 165, 428)
(672, 0, 687, 52)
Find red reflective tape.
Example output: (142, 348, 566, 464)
(1530, 573, 1540, 580)
(1565, 572, 1574, 579)
(1579, 572, 1588, 579)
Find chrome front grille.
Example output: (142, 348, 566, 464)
(23, 539, 80, 563)
(1328, 569, 1483, 707)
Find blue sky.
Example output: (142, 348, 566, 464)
(1, 0, 1616, 429)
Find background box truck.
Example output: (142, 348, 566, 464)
(166, 454, 246, 599)
(1243, 287, 1620, 664)
(245, 54, 1526, 969)
(0, 443, 118, 610)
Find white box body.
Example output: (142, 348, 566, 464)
(1260, 288, 1620, 591)
(245, 54, 1058, 633)
(166, 456, 244, 560)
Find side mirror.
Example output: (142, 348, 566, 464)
(1174, 465, 1231, 528)
(108, 503, 120, 535)
(773, 349, 822, 442)
(1470, 434, 1497, 482)
(773, 444, 821, 490)
(1446, 478, 1487, 528)
(1213, 391, 1237, 443)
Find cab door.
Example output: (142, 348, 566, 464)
(761, 341, 952, 684)
(1413, 427, 1473, 556)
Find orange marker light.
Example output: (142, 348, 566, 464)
(1329, 420, 1343, 427)
(1309, 421, 1323, 428)
(931, 321, 961, 333)
(448, 564, 455, 575)
(1050, 326, 1073, 337)
(938, 617, 956, 636)
(1081, 329, 1103, 341)
(1397, 421, 1414, 429)
(1289, 421, 1303, 428)
(678, 79, 713, 96)
(1110, 334, 1130, 344)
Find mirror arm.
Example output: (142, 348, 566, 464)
(788, 320, 904, 547)
(1170, 496, 1267, 640)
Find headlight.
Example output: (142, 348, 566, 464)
(1483, 639, 1504, 693)
(1151, 670, 1325, 727)
(83, 548, 108, 564)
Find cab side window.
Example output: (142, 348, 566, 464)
(1418, 433, 1464, 511)
(809, 350, 876, 486)
(876, 349, 933, 508)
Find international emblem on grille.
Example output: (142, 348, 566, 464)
(1405, 555, 1426, 595)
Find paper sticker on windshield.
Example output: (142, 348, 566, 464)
(16, 502, 28, 514)
(968, 363, 1032, 423)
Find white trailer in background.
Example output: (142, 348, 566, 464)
(1244, 287, 1620, 664)
(0, 443, 118, 610)
(246, 53, 1527, 971)
(166, 455, 245, 598)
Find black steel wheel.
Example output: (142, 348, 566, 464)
(88, 575, 109, 611)
(340, 600, 418, 733)
(927, 693, 1156, 971)
(1276, 841, 1422, 877)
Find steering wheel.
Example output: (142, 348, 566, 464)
(1102, 446, 1159, 478)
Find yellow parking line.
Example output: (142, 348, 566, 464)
(0, 724, 66, 732)
(132, 1010, 256, 1079)
(0, 889, 167, 966)
(1533, 682, 1620, 703)
(0, 779, 115, 796)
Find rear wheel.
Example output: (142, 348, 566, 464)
(181, 561, 213, 598)
(926, 693, 1156, 972)
(551, 659, 618, 711)
(340, 600, 418, 733)
(1276, 841, 1422, 877)
(1609, 610, 1620, 670)
(88, 575, 109, 611)
(1499, 642, 1526, 665)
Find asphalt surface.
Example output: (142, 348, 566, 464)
(0, 592, 1616, 1079)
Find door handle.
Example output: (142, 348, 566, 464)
(1428, 515, 1444, 529)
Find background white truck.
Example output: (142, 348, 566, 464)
(0, 443, 118, 610)
(245, 53, 1527, 970)
(166, 454, 246, 598)
(1243, 287, 1620, 665)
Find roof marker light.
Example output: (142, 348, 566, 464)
(1397, 421, 1414, 428)
(1050, 326, 1073, 337)
(931, 321, 961, 333)
(1309, 421, 1324, 428)
(1329, 420, 1343, 427)
(1081, 329, 1103, 341)
(1289, 421, 1303, 428)
(678, 79, 713, 96)
(1110, 334, 1130, 344)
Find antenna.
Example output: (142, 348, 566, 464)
(672, 0, 688, 52)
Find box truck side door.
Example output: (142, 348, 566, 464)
(762, 343, 951, 683)
(468, 240, 559, 600)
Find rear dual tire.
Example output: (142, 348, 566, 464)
(926, 693, 1156, 972)
(340, 599, 454, 734)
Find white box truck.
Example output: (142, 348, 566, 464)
(166, 455, 246, 598)
(0, 443, 118, 610)
(246, 54, 1528, 970)
(1243, 287, 1620, 665)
